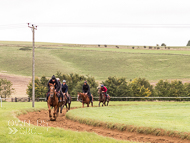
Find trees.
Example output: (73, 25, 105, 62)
(186, 40, 190, 46)
(161, 43, 166, 46)
(0, 79, 14, 98)
(56, 72, 98, 97)
(27, 76, 49, 98)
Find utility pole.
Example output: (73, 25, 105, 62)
(28, 23, 37, 107)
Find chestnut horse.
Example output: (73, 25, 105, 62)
(98, 88, 106, 107)
(77, 92, 93, 107)
(47, 83, 59, 121)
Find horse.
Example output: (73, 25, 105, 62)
(98, 88, 110, 106)
(47, 83, 59, 121)
(77, 92, 93, 107)
(57, 93, 72, 113)
(98, 88, 106, 107)
(106, 94, 110, 106)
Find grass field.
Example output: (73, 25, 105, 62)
(0, 101, 137, 143)
(66, 102, 190, 135)
(1, 41, 190, 81)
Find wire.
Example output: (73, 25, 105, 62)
(1, 23, 190, 30)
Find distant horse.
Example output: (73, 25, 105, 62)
(98, 88, 106, 107)
(98, 88, 110, 106)
(57, 93, 72, 113)
(77, 92, 93, 107)
(47, 83, 59, 121)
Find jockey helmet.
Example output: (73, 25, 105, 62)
(63, 80, 66, 83)
(56, 78, 60, 81)
(52, 75, 55, 79)
(84, 81, 87, 83)
(101, 84, 104, 87)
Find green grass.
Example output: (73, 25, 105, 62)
(1, 41, 190, 81)
(66, 102, 190, 136)
(0, 101, 137, 143)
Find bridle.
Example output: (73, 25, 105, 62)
(50, 86, 55, 98)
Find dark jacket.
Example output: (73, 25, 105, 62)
(82, 84, 90, 93)
(47, 79, 60, 91)
(61, 83, 68, 93)
(57, 81, 61, 91)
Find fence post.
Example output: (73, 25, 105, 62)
(15, 97, 17, 102)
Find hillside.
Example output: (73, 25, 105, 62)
(1, 41, 190, 81)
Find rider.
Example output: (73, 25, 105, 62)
(61, 80, 69, 100)
(82, 81, 92, 101)
(101, 84, 108, 100)
(46, 75, 60, 101)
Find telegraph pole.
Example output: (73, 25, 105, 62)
(28, 23, 37, 107)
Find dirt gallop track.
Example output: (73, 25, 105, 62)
(18, 109, 189, 143)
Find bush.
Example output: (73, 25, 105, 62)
(155, 80, 171, 97)
(128, 78, 153, 97)
(155, 80, 186, 97)
(102, 77, 131, 97)
(27, 76, 49, 98)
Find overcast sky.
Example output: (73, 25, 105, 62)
(0, 0, 190, 46)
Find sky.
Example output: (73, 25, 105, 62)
(0, 0, 190, 46)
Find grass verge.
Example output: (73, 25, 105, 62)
(66, 102, 190, 140)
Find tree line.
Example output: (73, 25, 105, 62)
(26, 72, 190, 99)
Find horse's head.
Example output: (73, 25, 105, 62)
(77, 92, 84, 102)
(98, 88, 104, 98)
(49, 83, 55, 98)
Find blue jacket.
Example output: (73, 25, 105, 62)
(62, 84, 68, 93)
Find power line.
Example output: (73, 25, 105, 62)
(1, 23, 190, 30)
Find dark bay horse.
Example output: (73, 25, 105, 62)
(77, 93, 93, 107)
(98, 88, 106, 106)
(47, 83, 59, 121)
(57, 93, 72, 113)
(98, 88, 111, 106)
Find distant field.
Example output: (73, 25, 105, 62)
(1, 41, 190, 81)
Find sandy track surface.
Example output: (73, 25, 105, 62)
(18, 109, 189, 143)
(0, 73, 31, 97)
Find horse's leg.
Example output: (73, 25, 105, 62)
(48, 102, 52, 118)
(57, 106, 59, 113)
(60, 104, 63, 113)
(68, 103, 70, 110)
(65, 102, 68, 112)
(54, 106, 58, 120)
(87, 103, 89, 107)
(82, 103, 84, 108)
